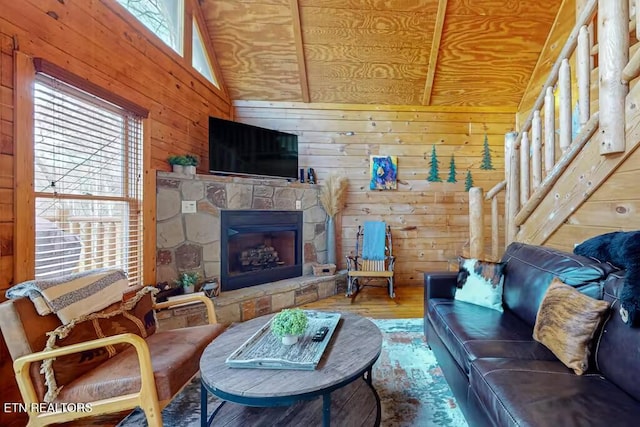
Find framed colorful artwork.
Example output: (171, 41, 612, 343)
(370, 155, 398, 190)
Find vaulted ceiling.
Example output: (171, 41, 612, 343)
(201, 0, 563, 107)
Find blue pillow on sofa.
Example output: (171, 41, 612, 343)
(455, 257, 506, 312)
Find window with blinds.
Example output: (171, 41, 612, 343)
(33, 74, 143, 285)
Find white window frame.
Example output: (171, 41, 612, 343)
(13, 55, 151, 285)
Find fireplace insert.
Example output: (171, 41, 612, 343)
(220, 210, 303, 292)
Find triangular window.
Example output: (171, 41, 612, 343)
(192, 19, 218, 87)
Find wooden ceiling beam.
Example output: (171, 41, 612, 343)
(290, 0, 310, 103)
(422, 0, 448, 106)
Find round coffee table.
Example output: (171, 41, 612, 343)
(199, 312, 382, 427)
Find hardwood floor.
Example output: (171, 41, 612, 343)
(301, 284, 424, 319)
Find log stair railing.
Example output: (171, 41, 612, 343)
(468, 0, 640, 261)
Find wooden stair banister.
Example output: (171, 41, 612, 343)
(511, 0, 598, 153)
(514, 113, 600, 227)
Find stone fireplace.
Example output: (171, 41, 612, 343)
(220, 210, 303, 291)
(155, 171, 328, 286)
(155, 171, 346, 325)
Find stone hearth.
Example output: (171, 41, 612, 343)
(156, 272, 347, 327)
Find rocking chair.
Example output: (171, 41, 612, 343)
(346, 221, 395, 301)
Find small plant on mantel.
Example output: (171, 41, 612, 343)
(175, 272, 199, 294)
(271, 308, 309, 345)
(168, 154, 199, 174)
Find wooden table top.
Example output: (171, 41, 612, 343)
(200, 311, 382, 399)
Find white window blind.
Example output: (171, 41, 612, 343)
(33, 74, 143, 285)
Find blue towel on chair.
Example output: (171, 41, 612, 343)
(362, 221, 386, 261)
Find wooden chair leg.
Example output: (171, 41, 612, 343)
(142, 403, 163, 427)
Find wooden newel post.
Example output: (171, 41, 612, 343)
(599, 0, 629, 154)
(469, 187, 484, 260)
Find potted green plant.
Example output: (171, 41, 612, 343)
(271, 308, 309, 345)
(167, 154, 198, 174)
(167, 155, 190, 174)
(175, 271, 199, 294)
(184, 154, 199, 175)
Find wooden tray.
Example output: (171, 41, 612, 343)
(225, 311, 341, 370)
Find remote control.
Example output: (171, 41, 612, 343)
(312, 326, 329, 342)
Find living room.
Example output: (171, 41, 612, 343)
(2, 0, 640, 426)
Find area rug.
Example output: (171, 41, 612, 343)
(117, 318, 468, 427)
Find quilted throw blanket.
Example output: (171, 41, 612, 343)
(6, 269, 130, 325)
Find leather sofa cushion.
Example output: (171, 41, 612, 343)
(470, 358, 640, 427)
(501, 242, 616, 326)
(465, 340, 555, 364)
(55, 324, 225, 403)
(428, 298, 554, 375)
(596, 273, 640, 401)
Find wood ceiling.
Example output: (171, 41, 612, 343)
(201, 0, 563, 108)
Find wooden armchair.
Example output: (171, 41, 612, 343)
(0, 287, 224, 427)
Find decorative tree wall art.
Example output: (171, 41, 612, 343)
(370, 155, 398, 190)
(480, 134, 494, 170)
(465, 170, 474, 191)
(447, 154, 457, 183)
(427, 145, 442, 182)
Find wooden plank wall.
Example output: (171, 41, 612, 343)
(0, 3, 231, 422)
(0, 33, 23, 427)
(0, 34, 14, 300)
(234, 101, 512, 286)
(0, 0, 232, 295)
(0, 35, 12, 298)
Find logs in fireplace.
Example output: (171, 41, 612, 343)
(239, 244, 285, 272)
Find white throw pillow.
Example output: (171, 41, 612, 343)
(454, 257, 505, 312)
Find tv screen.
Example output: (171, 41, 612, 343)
(209, 117, 299, 180)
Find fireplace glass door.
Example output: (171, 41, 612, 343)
(220, 210, 303, 291)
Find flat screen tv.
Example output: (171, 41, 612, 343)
(209, 117, 299, 180)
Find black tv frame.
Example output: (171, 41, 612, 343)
(209, 117, 299, 180)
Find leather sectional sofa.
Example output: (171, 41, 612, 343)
(424, 242, 640, 426)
